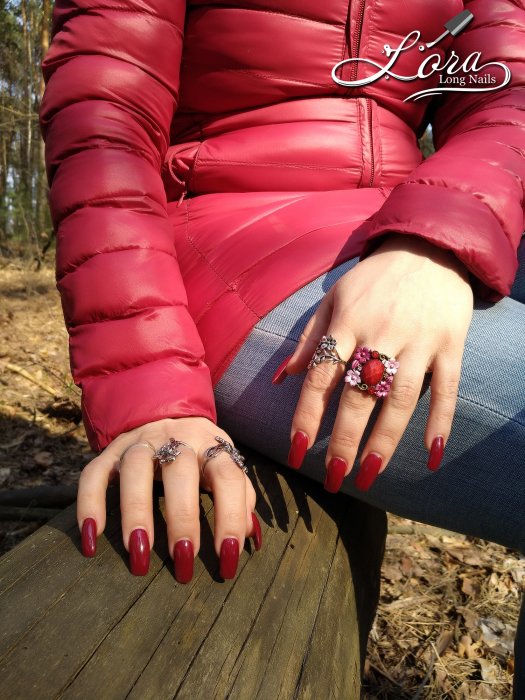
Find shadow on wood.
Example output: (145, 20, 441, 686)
(0, 443, 387, 699)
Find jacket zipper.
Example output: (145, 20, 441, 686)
(366, 97, 375, 187)
(351, 0, 366, 81)
(350, 1, 375, 187)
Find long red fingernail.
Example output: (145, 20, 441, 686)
(355, 453, 382, 491)
(271, 354, 293, 385)
(220, 538, 239, 579)
(428, 436, 445, 471)
(288, 430, 309, 469)
(251, 513, 262, 551)
(174, 539, 194, 584)
(129, 528, 150, 576)
(325, 457, 347, 493)
(81, 517, 97, 557)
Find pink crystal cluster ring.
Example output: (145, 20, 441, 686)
(345, 345, 400, 398)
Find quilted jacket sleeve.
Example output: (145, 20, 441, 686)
(39, 0, 218, 453)
(359, 0, 525, 302)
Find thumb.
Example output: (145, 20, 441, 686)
(285, 293, 334, 375)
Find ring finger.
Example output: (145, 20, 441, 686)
(200, 451, 248, 580)
(325, 343, 386, 492)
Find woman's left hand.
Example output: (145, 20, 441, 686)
(277, 233, 474, 493)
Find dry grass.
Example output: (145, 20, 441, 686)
(0, 257, 522, 699)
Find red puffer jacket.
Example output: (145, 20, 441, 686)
(39, 0, 525, 452)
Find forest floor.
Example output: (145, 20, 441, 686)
(0, 257, 522, 699)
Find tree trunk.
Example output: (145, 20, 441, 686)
(36, 0, 50, 244)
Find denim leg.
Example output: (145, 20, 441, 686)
(214, 235, 525, 695)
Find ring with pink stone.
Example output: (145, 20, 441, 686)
(344, 345, 400, 398)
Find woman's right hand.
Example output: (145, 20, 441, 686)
(76, 416, 261, 583)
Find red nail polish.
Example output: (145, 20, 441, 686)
(428, 435, 445, 471)
(324, 457, 347, 493)
(271, 354, 293, 385)
(272, 352, 293, 384)
(81, 517, 97, 557)
(355, 453, 382, 491)
(129, 528, 150, 576)
(287, 430, 309, 469)
(220, 538, 239, 579)
(174, 539, 194, 584)
(251, 513, 262, 551)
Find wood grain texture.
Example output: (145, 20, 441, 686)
(0, 445, 386, 699)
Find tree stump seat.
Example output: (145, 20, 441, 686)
(0, 444, 387, 699)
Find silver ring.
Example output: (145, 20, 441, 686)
(201, 436, 248, 477)
(153, 438, 196, 465)
(118, 441, 157, 470)
(307, 334, 346, 370)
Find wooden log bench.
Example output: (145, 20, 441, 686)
(0, 444, 387, 699)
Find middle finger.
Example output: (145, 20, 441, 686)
(350, 349, 429, 491)
(119, 443, 156, 576)
(161, 443, 200, 584)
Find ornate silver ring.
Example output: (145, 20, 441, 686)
(153, 438, 196, 465)
(307, 334, 347, 370)
(201, 436, 248, 477)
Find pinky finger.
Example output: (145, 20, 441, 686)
(424, 350, 463, 472)
(77, 452, 118, 556)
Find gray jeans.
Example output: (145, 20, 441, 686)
(214, 235, 525, 695)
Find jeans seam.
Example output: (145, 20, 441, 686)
(456, 394, 525, 429)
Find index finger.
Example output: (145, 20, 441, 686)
(287, 325, 356, 470)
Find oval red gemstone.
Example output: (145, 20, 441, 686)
(361, 359, 384, 386)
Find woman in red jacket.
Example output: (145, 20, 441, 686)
(39, 0, 525, 693)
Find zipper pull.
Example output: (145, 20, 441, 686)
(176, 188, 187, 207)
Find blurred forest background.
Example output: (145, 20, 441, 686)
(0, 3, 519, 697)
(1, 0, 52, 262)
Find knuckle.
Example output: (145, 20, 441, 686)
(432, 400, 457, 424)
(304, 363, 336, 392)
(433, 378, 460, 401)
(120, 498, 151, 515)
(170, 506, 199, 526)
(224, 508, 245, 523)
(389, 377, 419, 410)
(209, 460, 245, 483)
(340, 387, 369, 412)
(372, 427, 399, 451)
(293, 405, 317, 429)
(329, 431, 359, 454)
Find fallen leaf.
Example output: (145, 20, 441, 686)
(400, 556, 413, 576)
(33, 451, 53, 467)
(382, 563, 403, 582)
(477, 657, 499, 682)
(480, 617, 515, 658)
(436, 629, 454, 656)
(458, 634, 481, 660)
(457, 606, 480, 633)
(461, 575, 481, 598)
